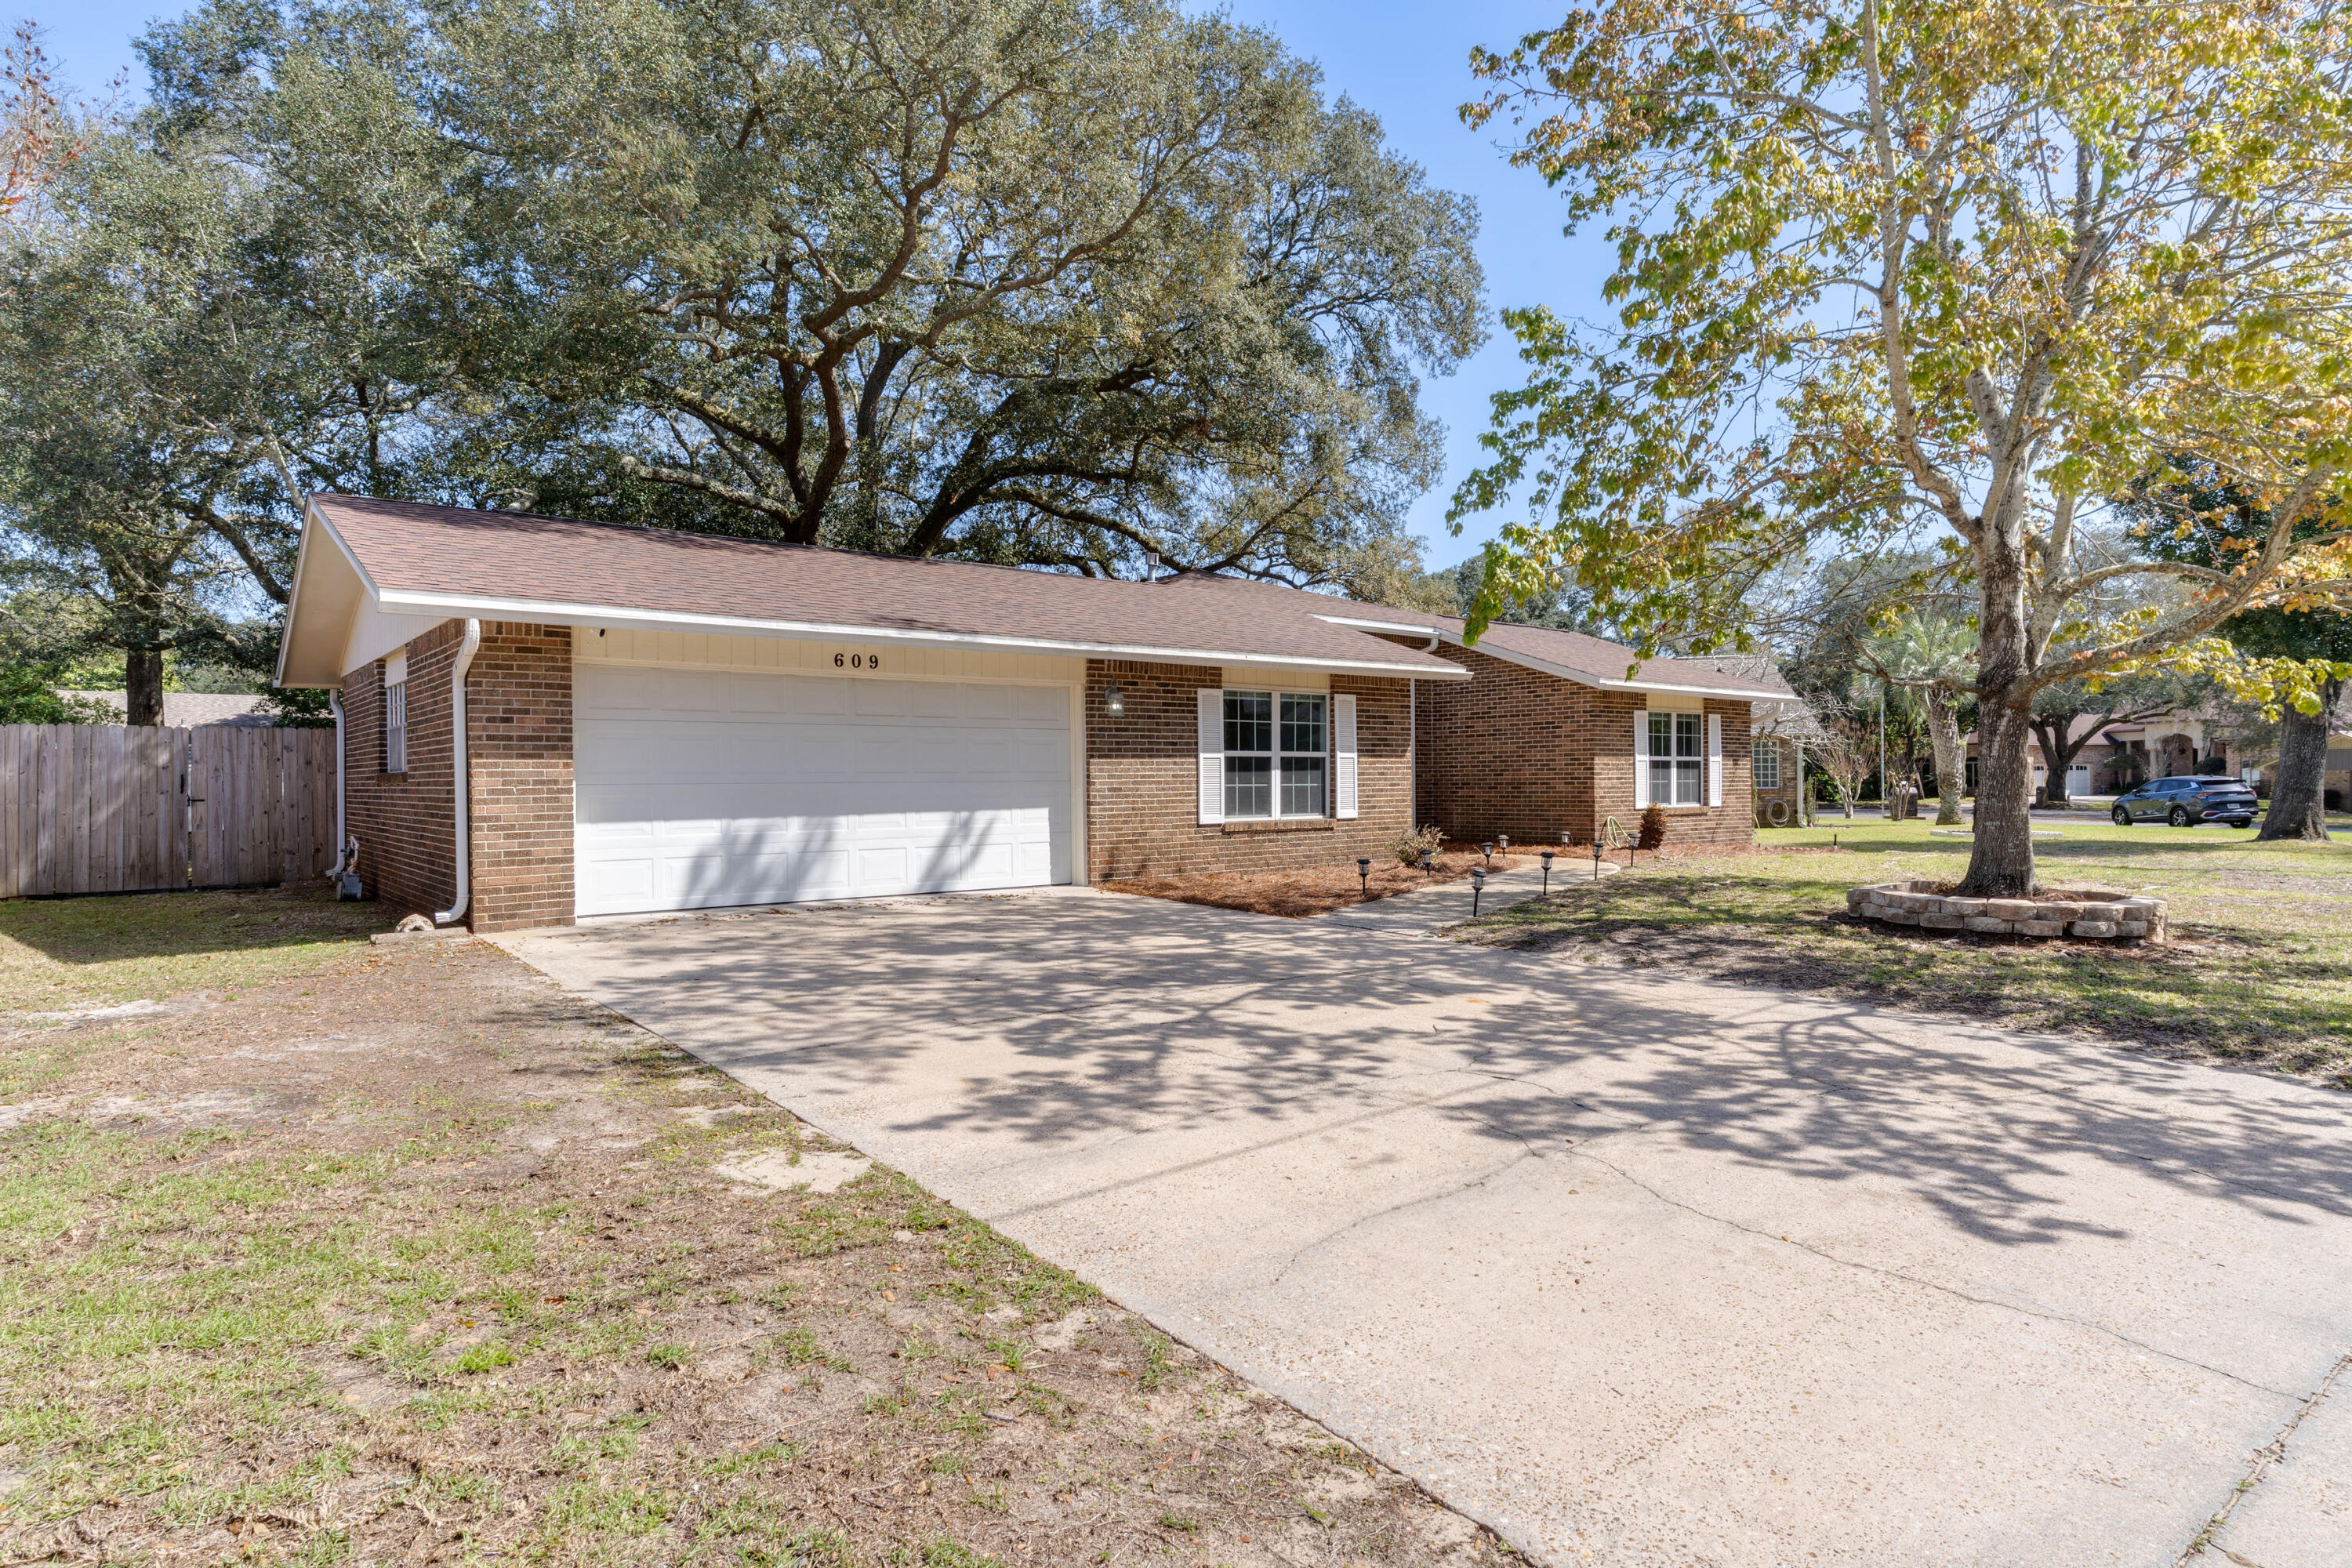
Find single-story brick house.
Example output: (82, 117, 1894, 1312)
(277, 496, 1795, 931)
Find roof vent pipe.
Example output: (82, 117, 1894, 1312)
(433, 619, 484, 927)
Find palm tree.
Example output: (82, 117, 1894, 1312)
(1867, 616, 1976, 826)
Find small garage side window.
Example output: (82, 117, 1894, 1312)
(383, 652, 408, 775)
(1753, 738, 1780, 790)
(1223, 691, 1327, 818)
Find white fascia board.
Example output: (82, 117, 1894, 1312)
(372, 588, 1475, 681)
(270, 512, 323, 687)
(1590, 677, 1795, 701)
(276, 503, 384, 688)
(1312, 613, 1454, 637)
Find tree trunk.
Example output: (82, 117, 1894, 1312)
(125, 648, 165, 727)
(1959, 544, 2039, 896)
(1926, 687, 1965, 826)
(2257, 677, 2341, 842)
(2030, 717, 2068, 805)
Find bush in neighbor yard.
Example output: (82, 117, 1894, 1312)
(1637, 803, 1668, 852)
(1388, 823, 1446, 866)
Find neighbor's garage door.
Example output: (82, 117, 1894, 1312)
(574, 662, 1073, 917)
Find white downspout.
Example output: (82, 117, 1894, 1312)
(327, 691, 349, 876)
(434, 619, 483, 927)
(1410, 630, 1436, 829)
(1408, 678, 1416, 829)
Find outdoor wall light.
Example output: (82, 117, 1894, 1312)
(1357, 856, 1371, 899)
(1470, 866, 1486, 917)
(1102, 681, 1124, 717)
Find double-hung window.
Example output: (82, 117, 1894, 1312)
(384, 673, 408, 775)
(1223, 691, 1327, 818)
(1647, 710, 1704, 806)
(1753, 737, 1780, 790)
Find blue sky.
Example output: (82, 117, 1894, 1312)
(24, 0, 1606, 570)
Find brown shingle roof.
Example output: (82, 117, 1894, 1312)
(309, 495, 1466, 677)
(1315, 601, 1798, 699)
(60, 691, 274, 728)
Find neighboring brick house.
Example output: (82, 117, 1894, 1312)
(275, 496, 1795, 931)
(1334, 613, 1793, 849)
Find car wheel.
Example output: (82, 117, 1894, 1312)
(2111, 805, 2132, 826)
(2168, 805, 2191, 827)
(2230, 817, 2253, 829)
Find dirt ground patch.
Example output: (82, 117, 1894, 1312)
(0, 886, 1515, 1568)
(1108, 846, 1531, 919)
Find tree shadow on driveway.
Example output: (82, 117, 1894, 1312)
(514, 891, 2352, 1255)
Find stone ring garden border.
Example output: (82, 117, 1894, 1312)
(1845, 880, 2167, 942)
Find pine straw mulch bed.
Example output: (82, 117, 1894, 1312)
(0, 886, 1516, 1568)
(1106, 848, 1537, 920)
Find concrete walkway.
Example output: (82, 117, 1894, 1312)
(500, 889, 2352, 1567)
(1312, 852, 1619, 934)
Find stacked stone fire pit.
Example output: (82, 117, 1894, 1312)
(1845, 880, 2168, 942)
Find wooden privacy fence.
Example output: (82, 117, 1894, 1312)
(0, 724, 338, 898)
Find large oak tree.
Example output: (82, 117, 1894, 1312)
(1454, 0, 2352, 894)
(153, 0, 1484, 591)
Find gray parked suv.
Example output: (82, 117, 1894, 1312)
(2109, 775, 2259, 828)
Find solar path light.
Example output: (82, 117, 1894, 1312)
(1470, 866, 1486, 916)
(1480, 840, 1494, 866)
(1357, 857, 1371, 899)
(1421, 849, 1434, 876)
(1540, 849, 1554, 895)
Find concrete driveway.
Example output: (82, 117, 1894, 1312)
(502, 889, 2352, 1567)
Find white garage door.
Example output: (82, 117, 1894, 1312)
(575, 662, 1073, 917)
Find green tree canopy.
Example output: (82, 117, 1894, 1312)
(146, 0, 1485, 593)
(1453, 0, 2352, 893)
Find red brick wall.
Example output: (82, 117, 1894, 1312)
(343, 621, 576, 933)
(468, 625, 575, 932)
(1412, 641, 1758, 850)
(1083, 659, 1414, 880)
(1410, 644, 1590, 844)
(344, 620, 462, 920)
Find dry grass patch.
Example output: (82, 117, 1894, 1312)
(1109, 846, 1531, 919)
(0, 885, 1515, 1567)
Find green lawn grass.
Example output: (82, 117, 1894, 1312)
(1462, 816, 2352, 1083)
(0, 884, 389, 1014)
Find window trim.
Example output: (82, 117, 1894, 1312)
(1221, 688, 1330, 821)
(384, 676, 408, 775)
(1644, 709, 1705, 808)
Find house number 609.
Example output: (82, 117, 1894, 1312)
(834, 652, 877, 670)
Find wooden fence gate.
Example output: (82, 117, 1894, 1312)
(0, 724, 337, 898)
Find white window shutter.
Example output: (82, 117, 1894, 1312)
(1708, 713, 1724, 807)
(1334, 693, 1359, 819)
(1633, 710, 1651, 808)
(1196, 689, 1225, 825)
